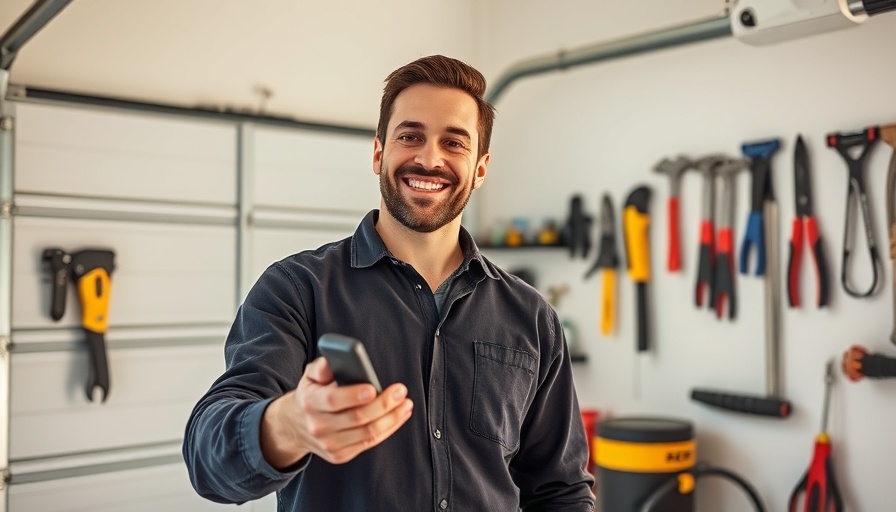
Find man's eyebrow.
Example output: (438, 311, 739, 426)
(393, 121, 472, 141)
(394, 120, 424, 132)
(446, 126, 472, 141)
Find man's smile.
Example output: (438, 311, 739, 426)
(405, 177, 449, 192)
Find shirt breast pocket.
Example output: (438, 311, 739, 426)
(469, 341, 536, 450)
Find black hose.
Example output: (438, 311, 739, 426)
(639, 466, 766, 512)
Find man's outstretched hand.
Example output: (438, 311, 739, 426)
(260, 357, 414, 469)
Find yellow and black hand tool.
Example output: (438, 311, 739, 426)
(70, 249, 115, 403)
(585, 194, 619, 335)
(622, 186, 652, 352)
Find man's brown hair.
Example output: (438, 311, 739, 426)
(377, 55, 496, 158)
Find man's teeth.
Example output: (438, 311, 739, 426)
(408, 179, 446, 191)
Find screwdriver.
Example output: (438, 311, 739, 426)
(788, 360, 842, 512)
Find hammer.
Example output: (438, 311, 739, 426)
(653, 156, 693, 272)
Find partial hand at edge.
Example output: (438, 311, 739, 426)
(260, 357, 414, 469)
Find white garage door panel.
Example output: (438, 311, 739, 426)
(8, 463, 275, 512)
(10, 344, 224, 460)
(249, 226, 354, 288)
(12, 216, 237, 329)
(253, 126, 378, 211)
(15, 103, 237, 205)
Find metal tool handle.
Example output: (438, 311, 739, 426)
(764, 200, 782, 398)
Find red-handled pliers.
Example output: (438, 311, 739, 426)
(787, 135, 829, 308)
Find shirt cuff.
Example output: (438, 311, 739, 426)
(239, 397, 313, 478)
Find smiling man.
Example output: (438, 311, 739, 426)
(184, 55, 595, 512)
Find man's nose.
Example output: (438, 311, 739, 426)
(414, 141, 445, 170)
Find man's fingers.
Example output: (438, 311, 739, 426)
(318, 398, 415, 464)
(303, 356, 334, 385)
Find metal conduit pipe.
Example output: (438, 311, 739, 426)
(485, 15, 732, 104)
(0, 0, 74, 70)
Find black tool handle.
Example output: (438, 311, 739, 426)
(714, 249, 736, 320)
(42, 248, 71, 321)
(862, 0, 896, 15)
(862, 353, 896, 378)
(691, 389, 791, 418)
(84, 330, 110, 402)
(636, 282, 648, 352)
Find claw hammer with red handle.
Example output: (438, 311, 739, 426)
(653, 156, 693, 272)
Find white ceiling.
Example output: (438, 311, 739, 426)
(0, 0, 483, 128)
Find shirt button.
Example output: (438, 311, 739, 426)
(434, 429, 442, 439)
(415, 284, 422, 290)
(439, 499, 448, 509)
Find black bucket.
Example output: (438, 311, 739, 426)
(595, 417, 696, 512)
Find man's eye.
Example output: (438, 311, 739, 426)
(396, 134, 419, 142)
(445, 140, 467, 150)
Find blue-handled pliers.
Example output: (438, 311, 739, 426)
(740, 139, 781, 276)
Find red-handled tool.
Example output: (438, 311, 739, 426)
(788, 360, 842, 512)
(653, 157, 692, 272)
(693, 155, 722, 309)
(787, 135, 829, 308)
(714, 157, 749, 320)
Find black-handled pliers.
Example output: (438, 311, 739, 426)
(787, 135, 829, 308)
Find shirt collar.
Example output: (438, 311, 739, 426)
(351, 209, 499, 281)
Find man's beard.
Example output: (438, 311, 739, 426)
(379, 162, 473, 233)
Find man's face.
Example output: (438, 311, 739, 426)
(373, 84, 489, 233)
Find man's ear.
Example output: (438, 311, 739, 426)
(472, 153, 489, 189)
(372, 137, 383, 175)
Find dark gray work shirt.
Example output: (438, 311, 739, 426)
(183, 210, 595, 512)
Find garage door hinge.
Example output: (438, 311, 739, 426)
(0, 201, 15, 219)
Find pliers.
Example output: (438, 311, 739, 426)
(787, 135, 829, 308)
(740, 139, 781, 276)
(585, 194, 619, 335)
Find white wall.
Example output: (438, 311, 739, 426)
(477, 1, 896, 510)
